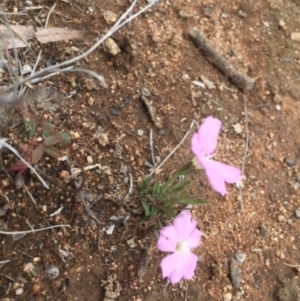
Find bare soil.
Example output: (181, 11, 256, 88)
(1, 0, 300, 301)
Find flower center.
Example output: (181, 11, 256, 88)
(175, 240, 190, 254)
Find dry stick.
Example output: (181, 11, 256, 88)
(149, 120, 196, 176)
(4, 0, 160, 92)
(0, 224, 70, 235)
(149, 129, 156, 166)
(126, 173, 133, 197)
(239, 94, 249, 212)
(189, 28, 255, 93)
(44, 3, 56, 28)
(29, 66, 107, 88)
(78, 191, 102, 226)
(0, 138, 49, 188)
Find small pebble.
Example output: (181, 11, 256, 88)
(104, 38, 120, 56)
(87, 156, 93, 164)
(137, 129, 144, 136)
(278, 19, 286, 29)
(15, 287, 24, 295)
(223, 292, 232, 301)
(102, 10, 118, 24)
(295, 209, 300, 218)
(45, 266, 60, 280)
(59, 170, 70, 179)
(273, 94, 282, 104)
(284, 158, 296, 166)
(259, 225, 266, 237)
(291, 32, 300, 42)
(277, 215, 285, 222)
(233, 123, 242, 134)
(235, 251, 246, 263)
(88, 97, 94, 106)
(238, 10, 247, 18)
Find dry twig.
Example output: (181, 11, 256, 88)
(149, 120, 196, 176)
(189, 28, 255, 93)
(239, 94, 249, 211)
(0, 138, 49, 188)
(0, 224, 70, 235)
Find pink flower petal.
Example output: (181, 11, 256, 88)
(157, 226, 178, 252)
(185, 227, 202, 249)
(173, 210, 197, 241)
(200, 158, 242, 196)
(160, 251, 198, 284)
(192, 116, 221, 156)
(182, 252, 198, 280)
(160, 253, 184, 283)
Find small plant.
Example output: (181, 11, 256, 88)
(139, 162, 206, 218)
(11, 117, 70, 174)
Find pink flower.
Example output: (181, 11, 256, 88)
(157, 210, 201, 283)
(192, 116, 242, 196)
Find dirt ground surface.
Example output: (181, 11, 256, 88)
(1, 0, 300, 300)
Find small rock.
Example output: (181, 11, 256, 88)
(273, 94, 282, 104)
(278, 19, 286, 29)
(15, 287, 24, 296)
(179, 10, 194, 18)
(102, 10, 117, 24)
(277, 215, 285, 223)
(126, 238, 137, 248)
(230, 258, 241, 288)
(291, 32, 300, 42)
(223, 292, 232, 301)
(120, 165, 127, 175)
(106, 224, 115, 235)
(259, 225, 266, 237)
(221, 12, 228, 19)
(203, 7, 214, 18)
(284, 158, 296, 166)
(201, 76, 215, 89)
(45, 266, 60, 280)
(137, 159, 144, 167)
(87, 156, 93, 164)
(104, 38, 120, 56)
(94, 132, 109, 146)
(88, 97, 94, 106)
(295, 209, 300, 218)
(192, 80, 205, 88)
(233, 123, 243, 134)
(137, 129, 144, 136)
(71, 46, 79, 52)
(235, 251, 246, 263)
(21, 64, 32, 75)
(59, 170, 70, 179)
(238, 10, 247, 18)
(15, 173, 24, 190)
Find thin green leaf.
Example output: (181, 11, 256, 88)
(44, 146, 62, 158)
(168, 180, 191, 194)
(142, 202, 150, 216)
(42, 123, 53, 137)
(164, 208, 175, 217)
(31, 145, 44, 164)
